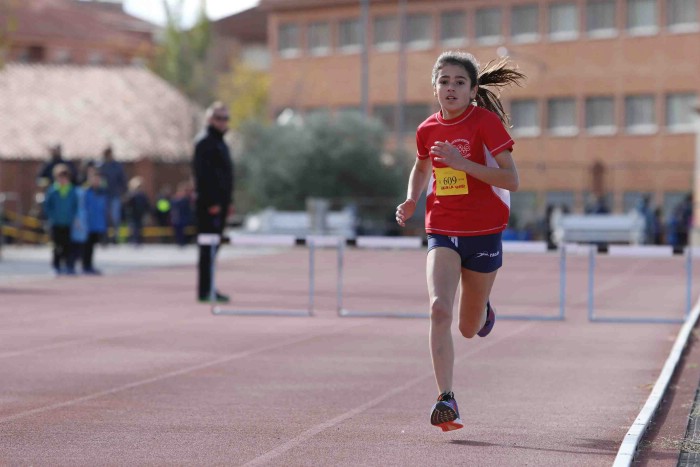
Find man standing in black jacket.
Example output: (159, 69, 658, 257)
(192, 101, 234, 303)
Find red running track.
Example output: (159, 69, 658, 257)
(0, 246, 694, 466)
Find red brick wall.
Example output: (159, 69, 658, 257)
(265, 0, 700, 213)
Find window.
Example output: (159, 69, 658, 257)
(623, 191, 652, 212)
(338, 106, 362, 117)
(404, 103, 432, 132)
(511, 4, 539, 41)
(406, 14, 433, 48)
(627, 0, 658, 34)
(87, 51, 104, 65)
(338, 18, 361, 51)
(625, 95, 657, 133)
(548, 98, 577, 135)
(585, 96, 616, 134)
(510, 99, 540, 136)
(305, 107, 331, 121)
(546, 191, 575, 213)
(666, 93, 696, 132)
(278, 23, 301, 57)
(374, 15, 399, 50)
(667, 0, 698, 30)
(372, 104, 397, 132)
(475, 7, 502, 43)
(441, 10, 466, 44)
(27, 45, 46, 63)
(549, 3, 579, 40)
(53, 48, 72, 64)
(586, 0, 617, 37)
(509, 191, 538, 230)
(663, 191, 687, 223)
(308, 22, 330, 55)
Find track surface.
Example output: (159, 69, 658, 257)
(0, 244, 695, 466)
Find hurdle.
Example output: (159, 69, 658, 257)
(200, 233, 317, 317)
(336, 237, 566, 320)
(587, 244, 692, 324)
(337, 236, 429, 318)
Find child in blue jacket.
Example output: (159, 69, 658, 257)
(44, 164, 78, 275)
(82, 168, 108, 274)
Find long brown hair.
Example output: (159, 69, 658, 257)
(431, 51, 526, 126)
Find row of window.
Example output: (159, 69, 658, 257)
(510, 92, 697, 136)
(277, 0, 698, 56)
(508, 190, 689, 228)
(298, 92, 696, 136)
(528, 189, 688, 219)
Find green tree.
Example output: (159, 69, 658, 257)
(216, 60, 269, 130)
(238, 112, 407, 213)
(151, 0, 212, 105)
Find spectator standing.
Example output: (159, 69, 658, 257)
(44, 164, 78, 275)
(97, 146, 127, 244)
(124, 176, 151, 246)
(70, 174, 89, 273)
(171, 181, 194, 247)
(82, 168, 108, 274)
(192, 101, 234, 303)
(635, 195, 657, 245)
(37, 144, 77, 187)
(154, 186, 172, 242)
(672, 193, 693, 248)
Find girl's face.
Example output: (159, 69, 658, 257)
(434, 63, 477, 119)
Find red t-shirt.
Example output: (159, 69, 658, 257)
(416, 105, 514, 236)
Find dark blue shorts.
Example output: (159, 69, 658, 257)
(427, 233, 503, 273)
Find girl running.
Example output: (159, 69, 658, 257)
(395, 51, 525, 432)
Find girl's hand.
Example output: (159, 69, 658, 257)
(396, 199, 416, 227)
(430, 140, 464, 169)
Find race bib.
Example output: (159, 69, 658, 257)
(434, 167, 468, 196)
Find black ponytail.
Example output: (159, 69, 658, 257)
(476, 58, 526, 127)
(431, 51, 526, 127)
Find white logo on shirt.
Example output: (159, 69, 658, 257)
(451, 139, 471, 159)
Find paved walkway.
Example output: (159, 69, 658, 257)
(0, 243, 698, 466)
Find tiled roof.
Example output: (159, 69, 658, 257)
(0, 64, 202, 162)
(3, 0, 155, 48)
(213, 6, 267, 44)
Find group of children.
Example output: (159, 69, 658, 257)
(43, 163, 108, 275)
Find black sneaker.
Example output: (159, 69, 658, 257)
(198, 292, 230, 304)
(430, 391, 464, 432)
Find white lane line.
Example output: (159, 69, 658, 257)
(0, 325, 178, 359)
(243, 322, 536, 467)
(612, 297, 700, 466)
(0, 322, 367, 424)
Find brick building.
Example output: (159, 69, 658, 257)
(210, 5, 269, 74)
(0, 0, 155, 66)
(0, 64, 201, 220)
(259, 0, 699, 230)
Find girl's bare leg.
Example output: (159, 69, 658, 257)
(457, 269, 498, 338)
(426, 247, 462, 393)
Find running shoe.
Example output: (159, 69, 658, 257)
(477, 301, 496, 337)
(430, 391, 464, 432)
(198, 291, 230, 304)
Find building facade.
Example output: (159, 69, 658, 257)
(260, 0, 699, 231)
(210, 6, 270, 74)
(0, 64, 201, 223)
(0, 0, 155, 66)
